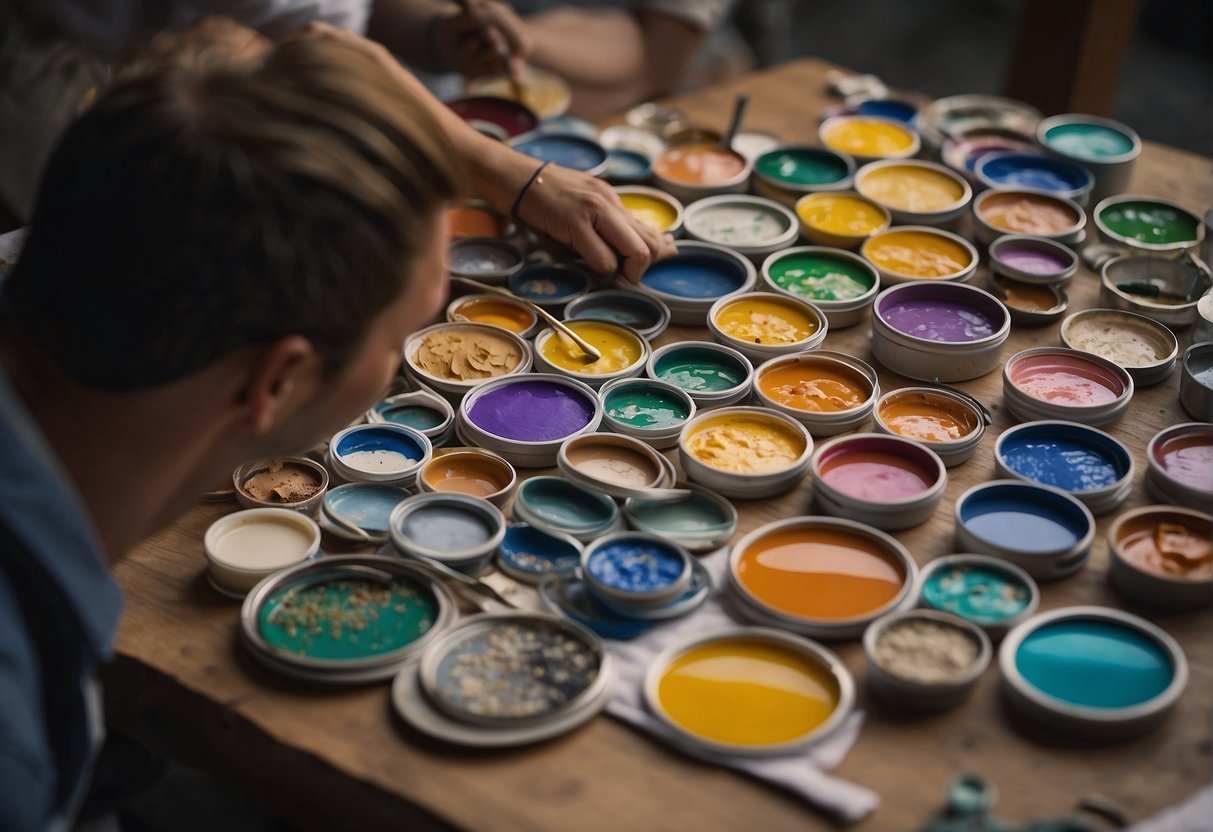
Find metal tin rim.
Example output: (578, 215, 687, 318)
(404, 321, 534, 393)
(556, 432, 672, 499)
(598, 376, 697, 437)
(993, 420, 1135, 506)
(533, 321, 651, 383)
(810, 431, 948, 508)
(204, 508, 321, 577)
(446, 292, 539, 338)
(753, 350, 879, 423)
(752, 145, 857, 195)
(792, 192, 892, 246)
(872, 386, 987, 456)
(514, 475, 619, 534)
(679, 405, 815, 482)
(458, 373, 603, 448)
(1145, 422, 1213, 503)
(508, 263, 593, 306)
(366, 389, 456, 438)
(628, 240, 758, 306)
(854, 158, 974, 219)
(612, 184, 684, 234)
(954, 479, 1096, 559)
(496, 523, 584, 584)
(416, 446, 517, 504)
(916, 553, 1041, 631)
(1036, 113, 1143, 165)
(447, 235, 526, 279)
(972, 187, 1087, 241)
(1093, 194, 1205, 253)
(873, 280, 1010, 346)
(623, 482, 738, 540)
(388, 492, 507, 563)
(564, 289, 672, 341)
(645, 339, 755, 401)
(988, 234, 1080, 285)
(863, 608, 993, 692)
(819, 114, 921, 161)
(1107, 505, 1213, 589)
(232, 457, 329, 513)
(580, 530, 694, 608)
(760, 244, 881, 311)
(1060, 308, 1179, 372)
(706, 291, 828, 359)
(973, 151, 1094, 201)
(862, 226, 980, 283)
(1003, 347, 1135, 421)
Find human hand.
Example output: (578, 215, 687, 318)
(432, 0, 531, 80)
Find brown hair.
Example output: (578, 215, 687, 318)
(3, 35, 461, 389)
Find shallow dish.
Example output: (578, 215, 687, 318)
(404, 321, 532, 401)
(854, 159, 972, 229)
(447, 236, 525, 285)
(496, 524, 584, 584)
(1107, 506, 1212, 609)
(629, 240, 757, 325)
(623, 483, 738, 553)
(994, 421, 1133, 515)
(819, 115, 920, 164)
(1060, 308, 1178, 387)
(863, 609, 992, 711)
(974, 151, 1094, 205)
(416, 447, 518, 508)
(366, 390, 456, 446)
(233, 456, 329, 515)
(564, 290, 670, 341)
(987, 235, 1079, 286)
(1093, 195, 1204, 255)
(389, 492, 506, 574)
(646, 341, 753, 410)
(1099, 255, 1211, 329)
(1002, 347, 1133, 426)
(681, 194, 800, 263)
(328, 423, 432, 487)
(760, 245, 880, 328)
(793, 192, 891, 250)
(1145, 423, 1213, 510)
(613, 185, 684, 236)
(512, 475, 621, 543)
(753, 351, 879, 436)
(598, 377, 696, 450)
(679, 406, 813, 499)
(989, 276, 1069, 327)
(862, 226, 978, 286)
(917, 554, 1040, 637)
(319, 483, 411, 545)
(507, 264, 591, 312)
(810, 433, 947, 530)
(706, 291, 827, 363)
(872, 386, 987, 467)
(580, 532, 693, 611)
(971, 188, 1086, 246)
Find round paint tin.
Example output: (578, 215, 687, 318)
(974, 151, 1094, 206)
(598, 376, 696, 450)
(417, 447, 517, 508)
(753, 351, 878, 436)
(604, 148, 653, 184)
(1180, 343, 1213, 422)
(682, 195, 799, 263)
(999, 607, 1188, 739)
(204, 508, 321, 597)
(631, 240, 757, 325)
(448, 237, 525, 285)
(1195, 292, 1213, 343)
(751, 146, 855, 202)
(862, 226, 978, 286)
(389, 492, 506, 574)
(507, 264, 591, 312)
(613, 185, 684, 236)
(447, 95, 539, 140)
(707, 291, 827, 363)
(954, 480, 1095, 580)
(405, 322, 533, 401)
(918, 554, 1039, 637)
(914, 94, 1042, 155)
(513, 475, 621, 543)
(233, 456, 328, 514)
(810, 433, 947, 530)
(728, 516, 917, 638)
(854, 159, 972, 229)
(1099, 254, 1212, 329)
(534, 320, 650, 389)
(871, 281, 1010, 382)
(679, 406, 812, 499)
(941, 130, 1036, 184)
(793, 192, 891, 250)
(242, 555, 455, 682)
(496, 524, 583, 584)
(994, 421, 1133, 515)
(872, 386, 987, 467)
(644, 627, 855, 756)
(557, 432, 673, 499)
(512, 132, 608, 177)
(457, 374, 602, 468)
(1108, 506, 1212, 609)
(819, 115, 920, 164)
(581, 532, 693, 610)
(972, 188, 1086, 246)
(564, 290, 670, 341)
(468, 68, 572, 120)
(988, 234, 1080, 286)
(328, 424, 432, 488)
(863, 609, 992, 711)
(1060, 308, 1178, 387)
(1145, 423, 1213, 510)
(1037, 114, 1141, 202)
(646, 341, 753, 410)
(318, 482, 410, 545)
(447, 200, 514, 242)
(990, 276, 1068, 328)
(652, 142, 751, 203)
(366, 390, 456, 446)
(1003, 347, 1133, 426)
(447, 293, 539, 338)
(761, 246, 880, 328)
(623, 483, 738, 553)
(1094, 195, 1204, 254)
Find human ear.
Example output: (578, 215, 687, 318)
(238, 336, 322, 436)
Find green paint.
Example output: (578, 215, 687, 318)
(379, 404, 444, 430)
(921, 564, 1030, 624)
(1099, 200, 1200, 245)
(654, 348, 745, 392)
(767, 252, 875, 301)
(755, 148, 849, 186)
(605, 386, 689, 428)
(629, 492, 730, 533)
(1044, 123, 1134, 160)
(259, 577, 436, 661)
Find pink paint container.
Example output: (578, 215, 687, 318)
(1003, 347, 1133, 426)
(809, 433, 947, 530)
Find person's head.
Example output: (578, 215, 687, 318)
(2, 32, 460, 458)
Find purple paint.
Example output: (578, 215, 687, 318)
(468, 380, 595, 441)
(995, 246, 1070, 276)
(882, 300, 997, 342)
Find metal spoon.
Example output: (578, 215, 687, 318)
(451, 276, 602, 362)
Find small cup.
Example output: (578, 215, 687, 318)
(751, 145, 856, 202)
(404, 321, 533, 401)
(512, 475, 621, 543)
(706, 291, 827, 363)
(388, 492, 506, 574)
(863, 609, 992, 712)
(564, 290, 671, 341)
(233, 456, 329, 514)
(204, 508, 321, 597)
(365, 390, 456, 446)
(1093, 194, 1204, 255)
(631, 240, 757, 325)
(511, 132, 608, 177)
(989, 276, 1069, 328)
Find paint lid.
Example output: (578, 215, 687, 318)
(511, 132, 608, 177)
(328, 423, 432, 486)
(994, 421, 1133, 515)
(623, 483, 738, 553)
(1145, 423, 1213, 510)
(496, 524, 583, 584)
(1003, 347, 1134, 427)
(917, 554, 1040, 634)
(1060, 308, 1178, 387)
(954, 480, 1095, 581)
(512, 475, 620, 541)
(810, 433, 947, 531)
(988, 234, 1079, 286)
(507, 263, 591, 310)
(388, 492, 506, 570)
(447, 95, 539, 139)
(556, 432, 676, 500)
(241, 555, 457, 682)
(999, 607, 1187, 739)
(863, 609, 992, 711)
(974, 152, 1094, 203)
(643, 626, 856, 757)
(565, 290, 671, 341)
(319, 482, 411, 544)
(989, 276, 1068, 327)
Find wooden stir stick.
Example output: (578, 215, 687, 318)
(451, 276, 602, 362)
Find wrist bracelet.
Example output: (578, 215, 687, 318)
(510, 161, 550, 221)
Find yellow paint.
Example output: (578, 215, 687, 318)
(539, 320, 644, 375)
(657, 637, 840, 747)
(859, 165, 965, 212)
(619, 193, 679, 232)
(450, 297, 534, 333)
(822, 118, 915, 158)
(795, 193, 888, 242)
(714, 298, 818, 346)
(862, 229, 973, 278)
(685, 413, 806, 474)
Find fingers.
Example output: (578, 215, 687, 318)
(590, 200, 656, 283)
(569, 214, 620, 276)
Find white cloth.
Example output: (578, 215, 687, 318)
(603, 548, 879, 823)
(1127, 786, 1213, 832)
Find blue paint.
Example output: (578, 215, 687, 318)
(605, 148, 652, 183)
(334, 425, 425, 462)
(516, 476, 616, 530)
(1016, 618, 1173, 709)
(959, 483, 1089, 553)
(640, 253, 748, 299)
(497, 524, 581, 576)
(1000, 424, 1129, 493)
(513, 133, 607, 173)
(586, 537, 685, 593)
(855, 99, 917, 123)
(322, 483, 411, 536)
(400, 503, 493, 550)
(567, 292, 663, 330)
(508, 264, 590, 302)
(977, 152, 1093, 196)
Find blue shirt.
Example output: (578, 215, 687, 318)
(0, 370, 123, 831)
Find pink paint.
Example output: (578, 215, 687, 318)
(995, 246, 1070, 275)
(1010, 353, 1125, 406)
(1155, 432, 1213, 494)
(817, 439, 936, 501)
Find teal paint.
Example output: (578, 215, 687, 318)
(604, 384, 690, 428)
(1044, 123, 1134, 160)
(921, 563, 1031, 624)
(654, 347, 746, 392)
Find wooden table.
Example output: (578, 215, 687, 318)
(106, 58, 1213, 831)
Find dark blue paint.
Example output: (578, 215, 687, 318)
(334, 425, 425, 461)
(586, 537, 685, 593)
(508, 264, 590, 302)
(640, 253, 748, 299)
(1000, 424, 1129, 493)
(855, 99, 918, 123)
(977, 152, 1093, 196)
(513, 133, 607, 173)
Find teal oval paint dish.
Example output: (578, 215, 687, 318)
(919, 555, 1037, 632)
(996, 423, 1131, 493)
(514, 475, 619, 540)
(640, 252, 749, 299)
(320, 483, 410, 541)
(1044, 123, 1135, 160)
(496, 524, 582, 583)
(754, 147, 852, 188)
(603, 382, 690, 429)
(652, 346, 748, 393)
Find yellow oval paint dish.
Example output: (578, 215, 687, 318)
(648, 630, 850, 755)
(538, 320, 645, 376)
(712, 296, 818, 346)
(619, 191, 680, 233)
(857, 163, 967, 213)
(795, 193, 890, 248)
(684, 412, 807, 474)
(821, 116, 918, 160)
(862, 227, 976, 280)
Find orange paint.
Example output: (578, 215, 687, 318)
(1117, 513, 1212, 580)
(423, 455, 508, 498)
(736, 525, 907, 620)
(655, 143, 746, 185)
(979, 192, 1080, 236)
(448, 206, 504, 240)
(758, 361, 871, 413)
(878, 391, 978, 443)
(995, 277, 1059, 312)
(450, 297, 534, 333)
